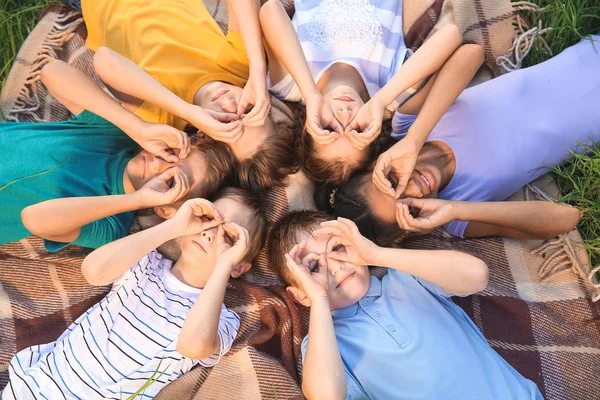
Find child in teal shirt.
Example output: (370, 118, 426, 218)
(0, 60, 234, 249)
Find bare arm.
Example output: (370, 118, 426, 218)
(41, 60, 146, 139)
(285, 244, 347, 400)
(303, 297, 347, 400)
(228, 0, 266, 76)
(374, 24, 463, 108)
(259, 0, 319, 100)
(396, 198, 582, 240)
(178, 223, 250, 360)
(460, 201, 582, 239)
(22, 167, 190, 247)
(402, 43, 484, 148)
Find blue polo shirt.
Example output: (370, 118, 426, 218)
(301, 271, 542, 399)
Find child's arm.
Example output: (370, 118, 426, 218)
(372, 44, 484, 197)
(346, 24, 463, 148)
(41, 60, 189, 162)
(227, 0, 270, 126)
(259, 0, 341, 144)
(317, 218, 488, 296)
(22, 167, 190, 248)
(91, 47, 243, 143)
(81, 197, 223, 285)
(285, 243, 347, 400)
(177, 223, 248, 359)
(396, 198, 582, 240)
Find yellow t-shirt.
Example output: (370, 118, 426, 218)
(83, 0, 249, 130)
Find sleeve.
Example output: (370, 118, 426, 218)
(390, 110, 417, 140)
(44, 212, 135, 252)
(112, 250, 162, 289)
(442, 220, 468, 239)
(300, 336, 367, 400)
(268, 73, 304, 102)
(388, 269, 453, 299)
(196, 306, 240, 368)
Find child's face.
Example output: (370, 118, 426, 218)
(294, 229, 370, 310)
(197, 81, 272, 161)
(125, 146, 207, 194)
(322, 85, 364, 130)
(179, 197, 256, 272)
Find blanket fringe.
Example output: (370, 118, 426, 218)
(7, 11, 83, 122)
(496, 1, 552, 72)
(526, 184, 600, 301)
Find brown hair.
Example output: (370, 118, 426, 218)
(236, 115, 299, 191)
(268, 210, 332, 286)
(211, 187, 267, 262)
(183, 136, 235, 200)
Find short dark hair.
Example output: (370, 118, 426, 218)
(236, 115, 299, 191)
(268, 210, 332, 286)
(211, 187, 267, 262)
(314, 173, 406, 247)
(190, 136, 236, 199)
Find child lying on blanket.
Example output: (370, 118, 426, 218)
(3, 188, 266, 400)
(0, 60, 234, 249)
(83, 0, 299, 191)
(321, 34, 600, 243)
(268, 211, 543, 400)
(260, 0, 484, 185)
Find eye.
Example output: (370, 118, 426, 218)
(332, 244, 344, 252)
(309, 260, 319, 273)
(389, 177, 398, 190)
(167, 178, 175, 188)
(225, 233, 235, 246)
(167, 148, 175, 155)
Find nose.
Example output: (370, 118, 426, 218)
(201, 227, 217, 244)
(220, 97, 237, 113)
(334, 107, 354, 129)
(150, 155, 177, 175)
(327, 257, 345, 277)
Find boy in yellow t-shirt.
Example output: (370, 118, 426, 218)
(82, 0, 298, 191)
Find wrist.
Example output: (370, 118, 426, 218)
(128, 191, 153, 210)
(310, 294, 330, 308)
(215, 258, 236, 273)
(403, 128, 426, 149)
(369, 245, 386, 267)
(450, 201, 467, 220)
(304, 87, 322, 104)
(126, 118, 146, 142)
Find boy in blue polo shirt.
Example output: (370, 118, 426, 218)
(268, 211, 542, 399)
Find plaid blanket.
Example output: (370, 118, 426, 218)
(1, 1, 599, 399)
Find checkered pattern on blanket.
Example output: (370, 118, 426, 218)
(1, 1, 599, 400)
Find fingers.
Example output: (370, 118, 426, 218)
(289, 241, 307, 265)
(213, 121, 244, 144)
(307, 121, 337, 145)
(394, 174, 410, 199)
(165, 168, 190, 203)
(186, 198, 223, 222)
(242, 98, 270, 127)
(224, 222, 249, 248)
(208, 110, 241, 123)
(395, 203, 422, 232)
(325, 235, 342, 254)
(236, 100, 248, 117)
(157, 148, 180, 163)
(372, 155, 395, 197)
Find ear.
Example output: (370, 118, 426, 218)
(230, 261, 252, 278)
(154, 204, 177, 220)
(286, 286, 311, 307)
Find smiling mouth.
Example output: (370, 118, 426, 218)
(334, 96, 354, 102)
(414, 169, 433, 194)
(212, 89, 229, 102)
(336, 272, 356, 288)
(192, 240, 207, 253)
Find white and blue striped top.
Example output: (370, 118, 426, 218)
(270, 0, 409, 105)
(4, 250, 240, 400)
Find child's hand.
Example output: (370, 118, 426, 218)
(395, 198, 456, 234)
(314, 218, 380, 266)
(186, 105, 244, 144)
(372, 139, 421, 198)
(169, 198, 223, 236)
(215, 223, 249, 269)
(345, 98, 384, 150)
(285, 241, 329, 303)
(137, 122, 190, 162)
(238, 72, 270, 127)
(137, 166, 190, 207)
(305, 95, 342, 145)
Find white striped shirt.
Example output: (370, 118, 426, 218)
(3, 250, 239, 400)
(270, 0, 409, 108)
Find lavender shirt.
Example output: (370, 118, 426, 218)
(392, 35, 600, 237)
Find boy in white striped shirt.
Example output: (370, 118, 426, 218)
(3, 188, 266, 400)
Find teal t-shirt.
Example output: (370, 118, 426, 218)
(0, 111, 138, 250)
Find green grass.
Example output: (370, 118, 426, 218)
(0, 0, 56, 89)
(518, 0, 600, 271)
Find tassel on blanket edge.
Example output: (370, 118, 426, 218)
(7, 11, 83, 122)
